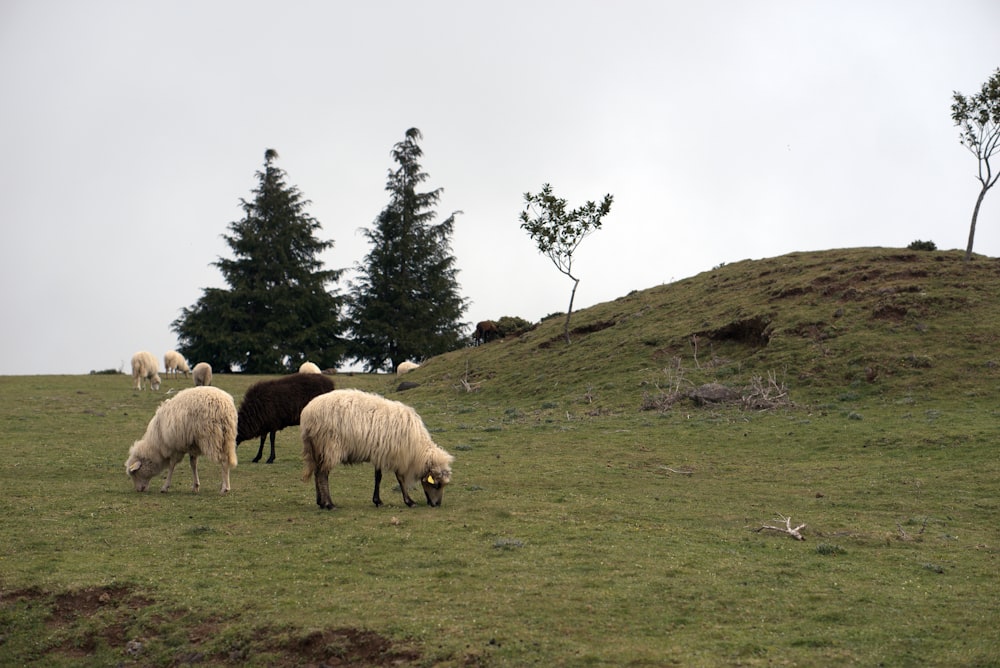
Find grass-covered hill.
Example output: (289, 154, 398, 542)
(407, 246, 1000, 409)
(2, 246, 998, 667)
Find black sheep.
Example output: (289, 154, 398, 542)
(236, 373, 335, 463)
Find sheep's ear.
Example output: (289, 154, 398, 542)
(128, 461, 142, 474)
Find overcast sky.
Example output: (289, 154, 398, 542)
(1, 1, 998, 375)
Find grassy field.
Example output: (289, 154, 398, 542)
(2, 247, 999, 666)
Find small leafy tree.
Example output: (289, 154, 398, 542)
(348, 128, 468, 371)
(172, 149, 346, 373)
(952, 68, 1000, 262)
(520, 184, 613, 344)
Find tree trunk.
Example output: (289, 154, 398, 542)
(563, 276, 580, 344)
(965, 184, 990, 262)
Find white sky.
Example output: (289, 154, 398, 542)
(1, 1, 998, 375)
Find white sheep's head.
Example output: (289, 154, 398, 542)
(125, 451, 162, 492)
(420, 467, 452, 507)
(150, 374, 161, 391)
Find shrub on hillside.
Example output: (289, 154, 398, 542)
(907, 240, 937, 251)
(496, 316, 536, 338)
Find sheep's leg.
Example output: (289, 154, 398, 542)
(314, 469, 334, 510)
(219, 463, 230, 494)
(266, 431, 276, 464)
(372, 468, 383, 507)
(189, 455, 200, 493)
(160, 454, 183, 492)
(252, 435, 265, 463)
(394, 472, 416, 507)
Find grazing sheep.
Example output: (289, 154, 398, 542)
(193, 362, 213, 387)
(396, 361, 420, 375)
(474, 320, 499, 345)
(164, 350, 190, 378)
(299, 361, 322, 374)
(301, 388, 454, 509)
(125, 386, 237, 494)
(131, 351, 161, 391)
(237, 373, 335, 463)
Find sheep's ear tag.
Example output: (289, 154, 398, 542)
(426, 474, 435, 485)
(128, 461, 142, 473)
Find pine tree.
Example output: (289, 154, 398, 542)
(172, 149, 346, 373)
(348, 128, 468, 371)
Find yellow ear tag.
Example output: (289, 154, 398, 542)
(427, 475, 435, 484)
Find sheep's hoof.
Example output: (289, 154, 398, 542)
(251, 456, 262, 463)
(266, 458, 275, 464)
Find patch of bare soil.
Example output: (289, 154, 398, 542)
(2, 584, 435, 667)
(275, 627, 421, 667)
(538, 319, 617, 347)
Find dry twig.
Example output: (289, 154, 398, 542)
(754, 514, 807, 541)
(455, 360, 481, 393)
(742, 370, 791, 410)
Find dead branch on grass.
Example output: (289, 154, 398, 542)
(640, 363, 692, 411)
(455, 360, 481, 393)
(896, 517, 928, 541)
(690, 335, 701, 369)
(742, 370, 792, 410)
(657, 466, 693, 476)
(754, 514, 807, 541)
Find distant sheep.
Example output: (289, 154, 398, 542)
(299, 361, 322, 374)
(193, 362, 213, 387)
(237, 373, 335, 463)
(164, 350, 190, 378)
(474, 320, 499, 345)
(131, 351, 161, 391)
(396, 361, 420, 375)
(125, 386, 237, 494)
(301, 388, 454, 509)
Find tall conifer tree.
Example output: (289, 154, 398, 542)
(349, 128, 467, 371)
(172, 149, 346, 373)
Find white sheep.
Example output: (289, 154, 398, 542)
(300, 388, 454, 509)
(125, 386, 238, 494)
(298, 361, 322, 374)
(396, 361, 420, 375)
(164, 350, 191, 378)
(192, 362, 213, 386)
(131, 351, 161, 391)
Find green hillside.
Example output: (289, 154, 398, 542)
(408, 246, 1000, 409)
(1, 246, 998, 667)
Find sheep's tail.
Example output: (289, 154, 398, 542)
(301, 433, 318, 483)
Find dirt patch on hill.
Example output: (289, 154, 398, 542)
(1, 583, 434, 667)
(694, 315, 772, 347)
(538, 318, 617, 348)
